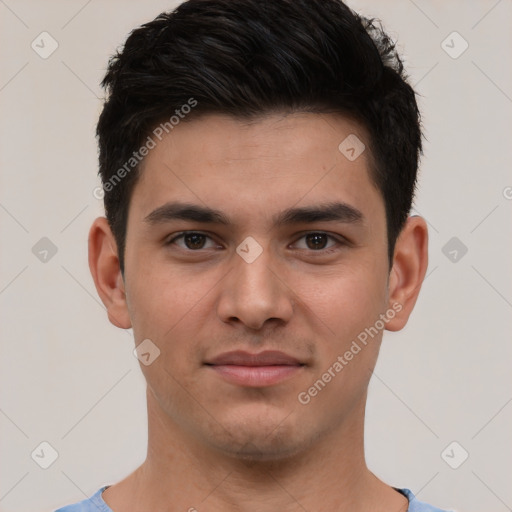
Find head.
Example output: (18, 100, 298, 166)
(89, 0, 428, 461)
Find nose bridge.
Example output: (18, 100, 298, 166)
(235, 238, 275, 291)
(217, 236, 294, 329)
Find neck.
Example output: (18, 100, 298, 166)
(103, 388, 407, 512)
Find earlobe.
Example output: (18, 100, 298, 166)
(385, 216, 429, 332)
(88, 217, 132, 329)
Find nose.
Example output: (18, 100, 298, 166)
(216, 240, 294, 331)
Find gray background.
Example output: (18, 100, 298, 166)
(0, 1, 511, 511)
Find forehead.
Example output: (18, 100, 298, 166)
(129, 112, 383, 231)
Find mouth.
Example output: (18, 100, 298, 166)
(204, 350, 305, 387)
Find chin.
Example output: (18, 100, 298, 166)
(207, 407, 313, 462)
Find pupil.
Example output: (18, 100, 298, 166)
(307, 233, 326, 250)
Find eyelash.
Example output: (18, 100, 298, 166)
(165, 231, 346, 255)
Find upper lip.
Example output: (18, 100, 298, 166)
(205, 350, 303, 366)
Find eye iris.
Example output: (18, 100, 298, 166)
(185, 233, 205, 249)
(306, 233, 327, 250)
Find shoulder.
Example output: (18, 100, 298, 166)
(54, 486, 112, 512)
(397, 488, 454, 512)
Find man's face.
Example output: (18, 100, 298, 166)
(122, 112, 392, 459)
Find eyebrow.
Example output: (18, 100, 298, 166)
(144, 200, 363, 228)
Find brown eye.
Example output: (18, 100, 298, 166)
(305, 233, 329, 250)
(183, 233, 207, 249)
(293, 232, 341, 252)
(166, 232, 218, 251)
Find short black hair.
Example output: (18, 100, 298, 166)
(96, 0, 422, 274)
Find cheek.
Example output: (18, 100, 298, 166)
(297, 262, 388, 346)
(294, 269, 387, 420)
(124, 263, 174, 337)
(125, 262, 219, 358)
(127, 267, 210, 404)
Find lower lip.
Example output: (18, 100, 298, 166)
(208, 365, 303, 387)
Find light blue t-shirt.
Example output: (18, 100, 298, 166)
(54, 485, 452, 511)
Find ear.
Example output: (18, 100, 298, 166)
(88, 216, 131, 329)
(385, 215, 428, 332)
